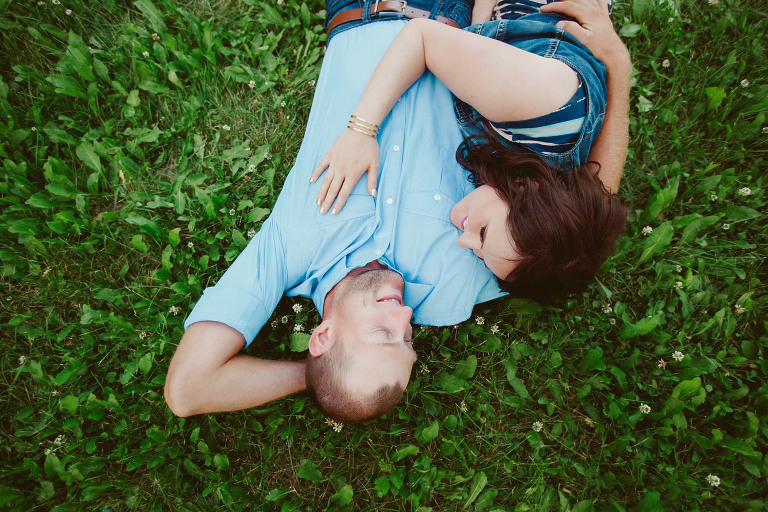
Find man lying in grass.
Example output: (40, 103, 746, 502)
(165, 0, 630, 424)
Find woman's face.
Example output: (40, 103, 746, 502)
(450, 185, 519, 279)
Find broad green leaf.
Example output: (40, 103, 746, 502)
(330, 485, 353, 506)
(638, 221, 673, 263)
(645, 177, 678, 221)
(76, 142, 103, 173)
(134, 0, 167, 31)
(619, 23, 642, 37)
(619, 313, 662, 338)
(454, 355, 477, 379)
(44, 453, 64, 479)
(705, 87, 726, 110)
(462, 472, 488, 510)
(580, 347, 606, 372)
(680, 215, 719, 244)
(138, 353, 153, 373)
(297, 459, 322, 482)
(437, 372, 468, 393)
(725, 206, 759, 223)
(289, 333, 309, 352)
(671, 377, 701, 399)
(168, 227, 181, 246)
(417, 420, 439, 443)
(131, 234, 148, 252)
(391, 444, 419, 462)
(60, 394, 78, 415)
(508, 377, 529, 399)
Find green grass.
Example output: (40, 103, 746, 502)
(1, 0, 766, 510)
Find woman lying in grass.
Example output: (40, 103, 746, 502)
(312, 0, 632, 301)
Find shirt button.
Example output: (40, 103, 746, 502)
(434, 194, 441, 201)
(386, 198, 394, 205)
(392, 145, 400, 152)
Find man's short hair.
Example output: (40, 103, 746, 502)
(305, 336, 405, 424)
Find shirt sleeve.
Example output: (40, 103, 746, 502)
(184, 216, 289, 347)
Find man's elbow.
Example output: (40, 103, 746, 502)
(164, 372, 199, 418)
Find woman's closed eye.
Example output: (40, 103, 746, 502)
(480, 226, 487, 245)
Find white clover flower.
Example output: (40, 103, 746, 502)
(490, 324, 500, 334)
(281, 315, 289, 324)
(657, 359, 667, 369)
(53, 435, 66, 445)
(602, 303, 613, 314)
(52, 0, 60, 4)
(292, 304, 303, 313)
(169, 306, 180, 315)
(222, 124, 231, 131)
(710, 194, 718, 201)
(459, 400, 468, 413)
(674, 281, 683, 290)
(270, 320, 278, 329)
(152, 33, 160, 41)
(675, 265, 683, 272)
(139, 331, 148, 340)
(722, 223, 730, 230)
(229, 208, 236, 216)
(264, 152, 271, 159)
(247, 229, 256, 238)
(420, 363, 430, 374)
(19, 355, 27, 366)
(332, 421, 343, 432)
(734, 304, 745, 315)
(65, 8, 72, 14)
(248, 80, 256, 89)
(293, 323, 304, 332)
(474, 316, 485, 325)
(142, 50, 149, 57)
(737, 187, 751, 196)
(309, 79, 316, 86)
(706, 474, 721, 487)
(708, 0, 718, 5)
(187, 241, 194, 248)
(763, 127, 768, 134)
(51, 390, 59, 396)
(642, 226, 653, 236)
(609, 318, 616, 325)
(667, 17, 674, 23)
(277, 0, 283, 4)
(31, 126, 37, 132)
(639, 403, 651, 414)
(532, 421, 543, 432)
(45, 447, 53, 455)
(248, 164, 256, 172)
(662, 59, 670, 68)
(280, 101, 286, 108)
(672, 351, 684, 361)
(740, 79, 749, 88)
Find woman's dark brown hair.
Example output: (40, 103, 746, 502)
(456, 136, 628, 302)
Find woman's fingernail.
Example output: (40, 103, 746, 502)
(316, 199, 321, 206)
(319, 206, 326, 214)
(371, 188, 377, 197)
(331, 208, 337, 215)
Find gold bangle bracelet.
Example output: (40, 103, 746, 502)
(347, 123, 377, 138)
(350, 114, 379, 130)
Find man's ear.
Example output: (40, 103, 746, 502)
(308, 320, 336, 357)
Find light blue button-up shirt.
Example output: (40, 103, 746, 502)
(185, 21, 505, 346)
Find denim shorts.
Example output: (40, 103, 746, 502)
(454, 13, 608, 170)
(325, 0, 474, 41)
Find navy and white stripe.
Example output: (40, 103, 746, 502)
(489, 80, 587, 156)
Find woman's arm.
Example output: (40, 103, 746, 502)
(472, 0, 497, 24)
(541, 0, 631, 193)
(312, 18, 578, 214)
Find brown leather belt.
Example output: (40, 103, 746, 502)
(326, 0, 460, 36)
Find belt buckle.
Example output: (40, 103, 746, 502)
(372, 0, 407, 18)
